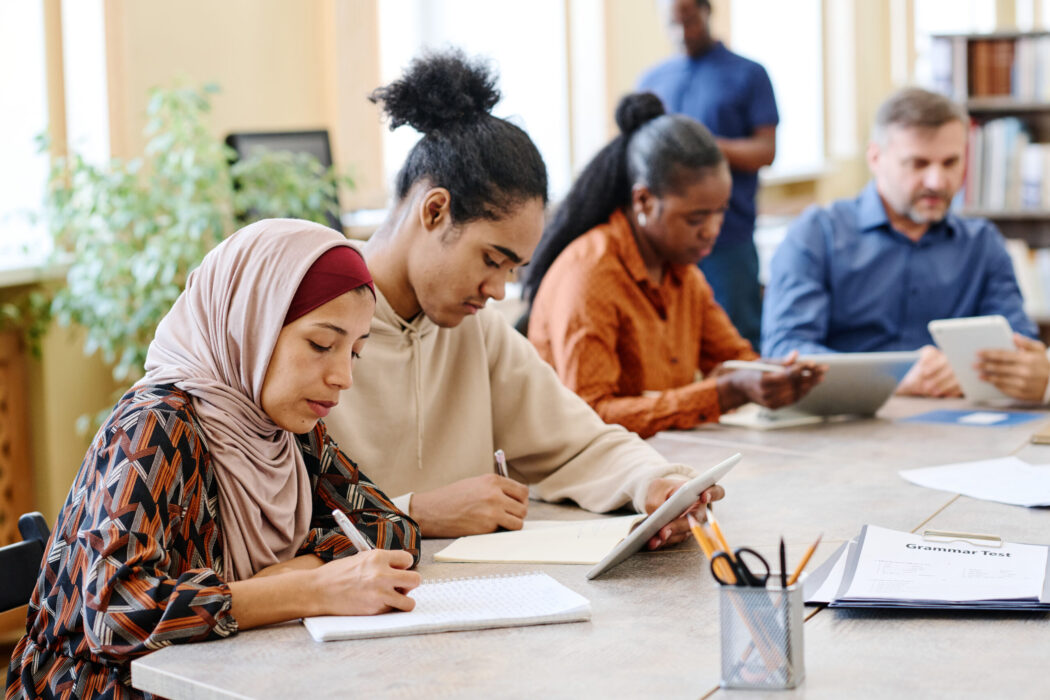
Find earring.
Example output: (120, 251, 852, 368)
(638, 212, 647, 227)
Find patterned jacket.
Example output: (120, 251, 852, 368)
(6, 384, 419, 699)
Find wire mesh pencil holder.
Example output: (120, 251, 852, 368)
(719, 582, 805, 690)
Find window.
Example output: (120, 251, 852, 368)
(0, 0, 108, 273)
(376, 0, 572, 200)
(0, 1, 49, 269)
(730, 0, 825, 180)
(62, 0, 109, 168)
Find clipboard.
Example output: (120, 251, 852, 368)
(805, 527, 1049, 609)
(829, 525, 1050, 611)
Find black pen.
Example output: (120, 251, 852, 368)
(779, 537, 787, 589)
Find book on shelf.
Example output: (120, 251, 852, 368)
(1012, 34, 1050, 101)
(1001, 238, 1050, 319)
(931, 33, 1050, 101)
(962, 117, 1050, 211)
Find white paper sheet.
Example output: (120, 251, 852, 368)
(840, 525, 1048, 603)
(433, 514, 646, 564)
(899, 456, 1050, 507)
(956, 411, 1009, 425)
(806, 542, 852, 604)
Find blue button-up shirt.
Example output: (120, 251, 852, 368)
(638, 42, 778, 248)
(762, 181, 1037, 356)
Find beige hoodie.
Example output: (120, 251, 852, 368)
(323, 286, 697, 515)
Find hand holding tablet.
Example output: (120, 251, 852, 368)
(928, 315, 1014, 402)
(586, 453, 740, 579)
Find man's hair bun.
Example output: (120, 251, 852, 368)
(370, 49, 500, 134)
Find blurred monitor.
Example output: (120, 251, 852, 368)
(225, 129, 342, 233)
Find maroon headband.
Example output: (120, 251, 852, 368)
(283, 246, 375, 326)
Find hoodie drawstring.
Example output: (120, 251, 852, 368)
(408, 328, 424, 471)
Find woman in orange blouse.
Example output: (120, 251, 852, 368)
(6, 219, 420, 699)
(526, 93, 822, 438)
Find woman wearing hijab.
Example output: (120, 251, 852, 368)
(6, 219, 420, 699)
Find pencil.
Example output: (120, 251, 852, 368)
(686, 513, 715, 557)
(687, 513, 736, 584)
(689, 514, 782, 671)
(787, 533, 822, 586)
(705, 506, 736, 562)
(779, 537, 787, 589)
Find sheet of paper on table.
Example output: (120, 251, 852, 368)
(433, 514, 647, 564)
(899, 456, 1050, 507)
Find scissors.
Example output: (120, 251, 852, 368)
(710, 547, 771, 587)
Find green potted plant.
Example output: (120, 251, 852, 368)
(14, 82, 352, 429)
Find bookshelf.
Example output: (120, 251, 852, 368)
(931, 31, 1050, 331)
(931, 31, 1050, 242)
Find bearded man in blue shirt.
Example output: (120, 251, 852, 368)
(638, 0, 778, 350)
(762, 87, 1037, 397)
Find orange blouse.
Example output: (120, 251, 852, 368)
(529, 209, 757, 438)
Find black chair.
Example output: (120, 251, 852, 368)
(0, 512, 49, 612)
(225, 129, 343, 233)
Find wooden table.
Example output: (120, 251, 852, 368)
(131, 398, 1050, 699)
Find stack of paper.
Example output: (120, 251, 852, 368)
(803, 525, 1050, 611)
(900, 456, 1050, 507)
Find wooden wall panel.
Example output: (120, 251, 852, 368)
(0, 331, 33, 546)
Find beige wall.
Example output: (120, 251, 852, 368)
(105, 0, 386, 208)
(107, 0, 328, 157)
(601, 0, 673, 136)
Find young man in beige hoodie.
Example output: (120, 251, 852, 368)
(324, 50, 725, 549)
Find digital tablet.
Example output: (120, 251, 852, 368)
(928, 315, 1014, 402)
(585, 453, 740, 580)
(720, 352, 918, 428)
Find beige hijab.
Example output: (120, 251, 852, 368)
(140, 218, 355, 581)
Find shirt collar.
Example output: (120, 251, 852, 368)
(686, 40, 725, 64)
(608, 209, 688, 286)
(857, 180, 956, 240)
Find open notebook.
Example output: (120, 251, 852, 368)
(433, 515, 646, 564)
(302, 572, 591, 641)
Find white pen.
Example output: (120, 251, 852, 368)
(722, 360, 788, 373)
(724, 359, 815, 379)
(494, 449, 509, 478)
(331, 508, 374, 552)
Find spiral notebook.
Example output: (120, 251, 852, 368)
(302, 572, 591, 641)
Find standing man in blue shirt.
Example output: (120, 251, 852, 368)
(638, 0, 777, 350)
(762, 87, 1037, 397)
